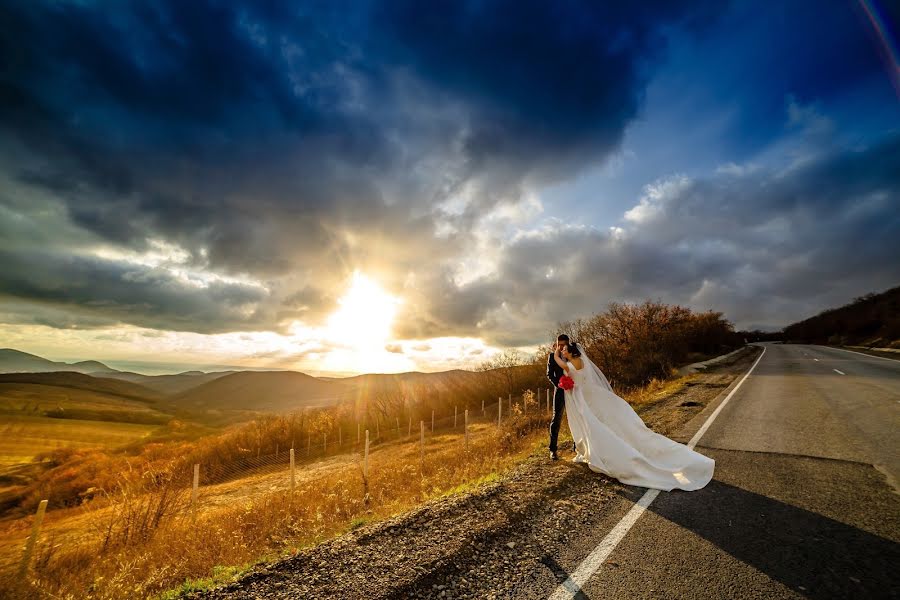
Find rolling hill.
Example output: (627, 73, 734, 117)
(0, 348, 544, 422)
(0, 349, 115, 374)
(98, 369, 236, 395)
(172, 370, 356, 413)
(0, 372, 178, 466)
(783, 284, 900, 347)
(0, 371, 164, 404)
(0, 372, 174, 424)
(0, 348, 234, 395)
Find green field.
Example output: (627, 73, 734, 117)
(0, 414, 162, 467)
(0, 377, 172, 467)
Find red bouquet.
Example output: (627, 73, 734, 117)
(559, 375, 575, 391)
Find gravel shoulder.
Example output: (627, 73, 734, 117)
(189, 347, 762, 600)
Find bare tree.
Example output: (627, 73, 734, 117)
(477, 348, 527, 396)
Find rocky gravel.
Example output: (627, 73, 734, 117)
(188, 347, 761, 600)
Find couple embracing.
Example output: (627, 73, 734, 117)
(546, 334, 713, 491)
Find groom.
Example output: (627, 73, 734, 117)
(547, 333, 576, 460)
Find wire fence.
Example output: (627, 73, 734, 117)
(5, 387, 559, 578)
(195, 386, 557, 486)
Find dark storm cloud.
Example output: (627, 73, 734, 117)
(371, 1, 719, 185)
(0, 0, 720, 336)
(0, 245, 269, 333)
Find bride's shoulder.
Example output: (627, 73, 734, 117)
(569, 357, 585, 371)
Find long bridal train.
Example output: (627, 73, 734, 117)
(563, 346, 714, 492)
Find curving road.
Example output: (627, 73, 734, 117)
(551, 343, 900, 599)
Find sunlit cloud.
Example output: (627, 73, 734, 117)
(0, 0, 896, 373)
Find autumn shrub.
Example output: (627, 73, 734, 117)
(18, 448, 128, 513)
(554, 300, 741, 388)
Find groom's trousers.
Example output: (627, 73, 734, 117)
(548, 386, 575, 452)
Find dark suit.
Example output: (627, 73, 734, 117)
(547, 352, 575, 452)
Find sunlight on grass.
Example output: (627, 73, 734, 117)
(1, 415, 551, 600)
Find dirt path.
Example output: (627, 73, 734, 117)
(190, 347, 761, 599)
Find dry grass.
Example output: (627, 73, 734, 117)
(620, 375, 693, 406)
(0, 413, 551, 600)
(0, 415, 161, 468)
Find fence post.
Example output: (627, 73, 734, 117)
(357, 421, 360, 444)
(323, 433, 327, 452)
(307, 434, 311, 456)
(377, 421, 380, 439)
(408, 417, 412, 437)
(465, 409, 469, 451)
(482, 398, 485, 415)
(546, 388, 550, 415)
(191, 464, 199, 516)
(498, 398, 502, 426)
(18, 499, 48, 577)
(454, 406, 458, 428)
(431, 410, 434, 432)
(420, 421, 425, 469)
(339, 428, 342, 447)
(290, 448, 296, 491)
(364, 429, 370, 480)
(508, 393, 512, 415)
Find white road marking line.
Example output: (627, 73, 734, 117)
(823, 345, 899, 363)
(548, 489, 660, 600)
(548, 346, 767, 599)
(687, 346, 766, 450)
(834, 369, 845, 375)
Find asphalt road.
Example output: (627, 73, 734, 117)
(550, 343, 900, 600)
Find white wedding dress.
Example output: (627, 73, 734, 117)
(563, 345, 714, 491)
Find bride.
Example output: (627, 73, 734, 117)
(553, 342, 713, 491)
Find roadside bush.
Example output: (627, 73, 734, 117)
(554, 300, 741, 388)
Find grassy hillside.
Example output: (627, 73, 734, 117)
(0, 373, 175, 467)
(0, 415, 161, 468)
(783, 284, 900, 347)
(0, 409, 551, 599)
(173, 370, 355, 413)
(0, 372, 163, 404)
(339, 365, 543, 410)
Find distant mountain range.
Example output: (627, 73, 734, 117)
(0, 349, 117, 374)
(0, 348, 234, 395)
(0, 348, 531, 420)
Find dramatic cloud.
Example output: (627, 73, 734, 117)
(0, 0, 719, 337)
(388, 121, 900, 344)
(0, 0, 896, 370)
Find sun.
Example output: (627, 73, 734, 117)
(326, 272, 400, 350)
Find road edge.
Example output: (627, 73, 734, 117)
(671, 344, 764, 446)
(548, 344, 767, 599)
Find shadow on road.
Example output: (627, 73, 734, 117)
(619, 480, 900, 599)
(537, 553, 589, 600)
